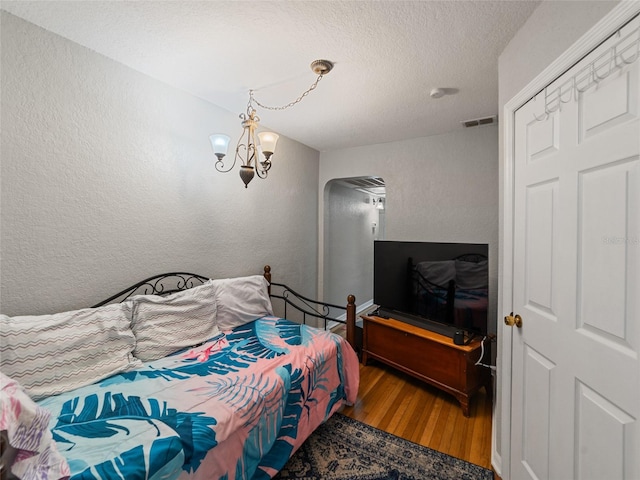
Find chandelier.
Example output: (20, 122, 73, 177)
(210, 59, 334, 188)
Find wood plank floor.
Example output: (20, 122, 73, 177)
(340, 359, 494, 472)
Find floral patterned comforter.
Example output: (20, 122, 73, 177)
(37, 317, 360, 480)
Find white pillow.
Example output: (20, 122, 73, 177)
(0, 302, 142, 400)
(211, 275, 273, 331)
(415, 260, 456, 286)
(130, 280, 220, 362)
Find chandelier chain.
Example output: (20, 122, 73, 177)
(249, 74, 324, 111)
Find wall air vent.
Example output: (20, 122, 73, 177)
(461, 115, 498, 128)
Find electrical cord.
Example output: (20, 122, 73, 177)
(475, 336, 497, 371)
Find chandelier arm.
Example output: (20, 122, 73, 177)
(235, 142, 251, 166)
(215, 132, 243, 173)
(234, 109, 260, 169)
(214, 155, 237, 173)
(255, 163, 269, 179)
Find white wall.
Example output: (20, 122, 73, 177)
(323, 181, 381, 309)
(495, 1, 620, 476)
(319, 126, 499, 332)
(0, 12, 320, 316)
(499, 0, 619, 107)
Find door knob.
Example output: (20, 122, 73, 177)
(504, 312, 523, 328)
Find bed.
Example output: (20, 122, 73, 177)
(412, 254, 488, 333)
(0, 266, 359, 480)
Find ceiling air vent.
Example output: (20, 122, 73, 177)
(336, 176, 386, 196)
(341, 177, 385, 189)
(461, 115, 498, 128)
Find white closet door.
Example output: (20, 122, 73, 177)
(511, 16, 639, 480)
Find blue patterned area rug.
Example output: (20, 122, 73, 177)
(274, 413, 493, 480)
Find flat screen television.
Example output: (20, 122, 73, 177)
(373, 241, 489, 338)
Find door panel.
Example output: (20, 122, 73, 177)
(579, 159, 637, 339)
(576, 382, 634, 480)
(527, 114, 560, 161)
(525, 181, 558, 317)
(522, 345, 554, 480)
(511, 15, 639, 480)
(579, 68, 638, 141)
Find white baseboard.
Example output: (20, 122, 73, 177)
(491, 451, 502, 479)
(327, 299, 374, 330)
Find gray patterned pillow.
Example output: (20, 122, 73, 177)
(130, 280, 220, 362)
(0, 302, 142, 400)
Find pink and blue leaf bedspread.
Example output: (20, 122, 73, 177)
(37, 316, 359, 480)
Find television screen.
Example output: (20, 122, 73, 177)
(373, 241, 489, 337)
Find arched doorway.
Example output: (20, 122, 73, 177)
(323, 176, 386, 313)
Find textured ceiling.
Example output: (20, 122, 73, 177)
(1, 0, 540, 151)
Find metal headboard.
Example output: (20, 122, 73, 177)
(262, 266, 356, 331)
(268, 282, 354, 330)
(92, 272, 209, 307)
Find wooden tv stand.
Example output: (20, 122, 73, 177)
(361, 315, 491, 417)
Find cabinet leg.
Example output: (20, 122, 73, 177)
(362, 351, 369, 365)
(456, 394, 471, 417)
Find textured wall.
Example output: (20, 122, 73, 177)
(0, 12, 319, 316)
(498, 0, 619, 108)
(319, 126, 499, 333)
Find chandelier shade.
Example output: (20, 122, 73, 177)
(257, 132, 279, 157)
(209, 134, 231, 160)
